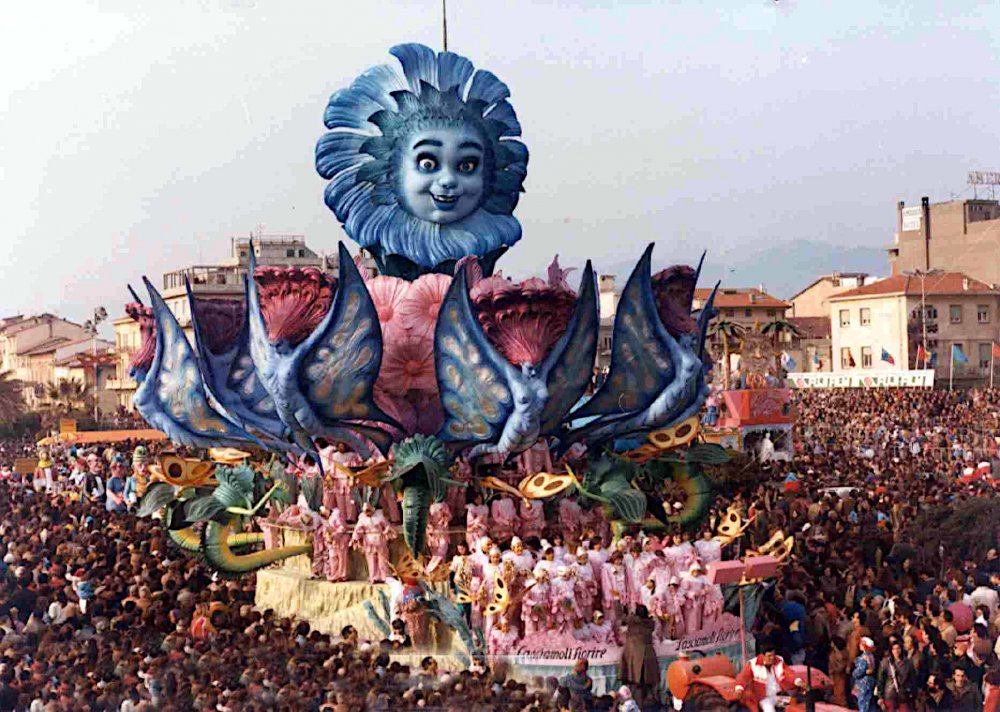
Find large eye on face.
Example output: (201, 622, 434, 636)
(416, 155, 438, 173)
(457, 157, 479, 174)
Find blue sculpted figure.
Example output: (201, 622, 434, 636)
(316, 43, 528, 279)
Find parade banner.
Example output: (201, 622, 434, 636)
(787, 370, 934, 389)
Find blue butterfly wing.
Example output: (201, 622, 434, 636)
(295, 243, 397, 430)
(435, 267, 514, 445)
(539, 261, 599, 435)
(140, 277, 261, 449)
(572, 244, 675, 420)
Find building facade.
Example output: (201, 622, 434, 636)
(887, 197, 1000, 285)
(829, 272, 1000, 381)
(787, 273, 876, 318)
(109, 234, 330, 408)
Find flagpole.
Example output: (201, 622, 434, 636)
(992, 343, 995, 390)
(949, 346, 954, 391)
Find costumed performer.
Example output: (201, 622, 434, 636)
(734, 644, 806, 712)
(349, 499, 396, 584)
(465, 491, 489, 550)
(490, 493, 517, 544)
(426, 500, 452, 561)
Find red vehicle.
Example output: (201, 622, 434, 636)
(666, 654, 851, 711)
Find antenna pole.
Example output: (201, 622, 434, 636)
(442, 0, 448, 51)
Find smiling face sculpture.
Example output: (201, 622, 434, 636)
(316, 43, 528, 279)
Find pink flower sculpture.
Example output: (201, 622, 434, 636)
(253, 267, 336, 345)
(471, 273, 577, 366)
(396, 273, 451, 341)
(379, 334, 436, 393)
(367, 275, 410, 341)
(651, 265, 698, 337)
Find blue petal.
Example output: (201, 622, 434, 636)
(315, 132, 367, 179)
(437, 51, 474, 92)
(484, 100, 521, 137)
(351, 64, 405, 110)
(467, 69, 510, 104)
(323, 88, 383, 131)
(390, 43, 438, 94)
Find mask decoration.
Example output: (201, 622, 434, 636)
(316, 43, 528, 279)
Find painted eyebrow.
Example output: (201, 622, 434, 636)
(412, 139, 443, 150)
(459, 141, 484, 151)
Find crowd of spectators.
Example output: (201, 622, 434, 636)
(3, 387, 1000, 710)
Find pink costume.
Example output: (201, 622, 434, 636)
(588, 618, 618, 645)
(658, 580, 687, 639)
(426, 501, 452, 560)
(580, 506, 610, 546)
(517, 440, 553, 476)
(521, 575, 551, 637)
(487, 623, 520, 657)
(518, 499, 545, 540)
(550, 568, 579, 633)
(490, 496, 518, 543)
(572, 554, 598, 620)
(465, 503, 490, 550)
(623, 551, 644, 610)
(477, 558, 504, 637)
(587, 547, 607, 597)
(663, 540, 697, 579)
(446, 461, 471, 516)
(601, 560, 628, 624)
(558, 498, 583, 541)
(679, 570, 716, 633)
(349, 508, 396, 583)
(694, 537, 722, 565)
(314, 508, 349, 582)
(320, 448, 359, 522)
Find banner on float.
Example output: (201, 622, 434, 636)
(787, 370, 934, 389)
(509, 613, 744, 668)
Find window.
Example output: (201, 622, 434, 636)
(839, 309, 850, 327)
(286, 248, 295, 257)
(924, 305, 938, 320)
(744, 309, 752, 317)
(980, 343, 992, 369)
(725, 309, 735, 317)
(861, 346, 873, 368)
(860, 308, 871, 326)
(840, 348, 852, 369)
(766, 309, 776, 317)
(979, 305, 990, 324)
(950, 305, 962, 324)
(298, 249, 306, 257)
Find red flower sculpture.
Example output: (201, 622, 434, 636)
(253, 267, 336, 346)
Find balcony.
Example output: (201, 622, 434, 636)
(162, 266, 245, 294)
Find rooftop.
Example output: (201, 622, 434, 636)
(787, 316, 831, 339)
(18, 337, 71, 357)
(830, 272, 998, 300)
(694, 287, 790, 309)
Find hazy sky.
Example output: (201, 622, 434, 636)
(3, 1, 999, 333)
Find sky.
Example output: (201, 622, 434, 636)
(2, 0, 999, 334)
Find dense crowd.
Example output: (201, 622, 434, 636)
(2, 387, 1000, 710)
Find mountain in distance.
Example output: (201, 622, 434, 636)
(596, 240, 888, 299)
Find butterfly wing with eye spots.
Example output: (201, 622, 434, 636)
(185, 277, 291, 448)
(435, 268, 515, 447)
(134, 277, 264, 450)
(571, 244, 676, 420)
(294, 244, 398, 435)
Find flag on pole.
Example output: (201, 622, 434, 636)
(928, 351, 938, 367)
(992, 342, 1000, 359)
(880, 348, 895, 366)
(952, 344, 969, 364)
(916, 344, 927, 366)
(812, 350, 820, 367)
(780, 352, 796, 371)
(847, 350, 856, 368)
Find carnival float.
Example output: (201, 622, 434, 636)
(127, 42, 789, 690)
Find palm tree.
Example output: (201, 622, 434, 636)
(44, 379, 91, 414)
(0, 371, 25, 425)
(707, 320, 747, 388)
(760, 319, 805, 344)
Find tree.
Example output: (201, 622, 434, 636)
(707, 320, 747, 388)
(0, 371, 25, 425)
(761, 319, 805, 344)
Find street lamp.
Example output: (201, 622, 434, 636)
(82, 306, 108, 422)
(903, 269, 943, 369)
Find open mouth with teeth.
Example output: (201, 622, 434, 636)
(431, 193, 460, 210)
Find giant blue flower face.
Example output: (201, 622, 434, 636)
(316, 44, 528, 278)
(398, 126, 486, 224)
